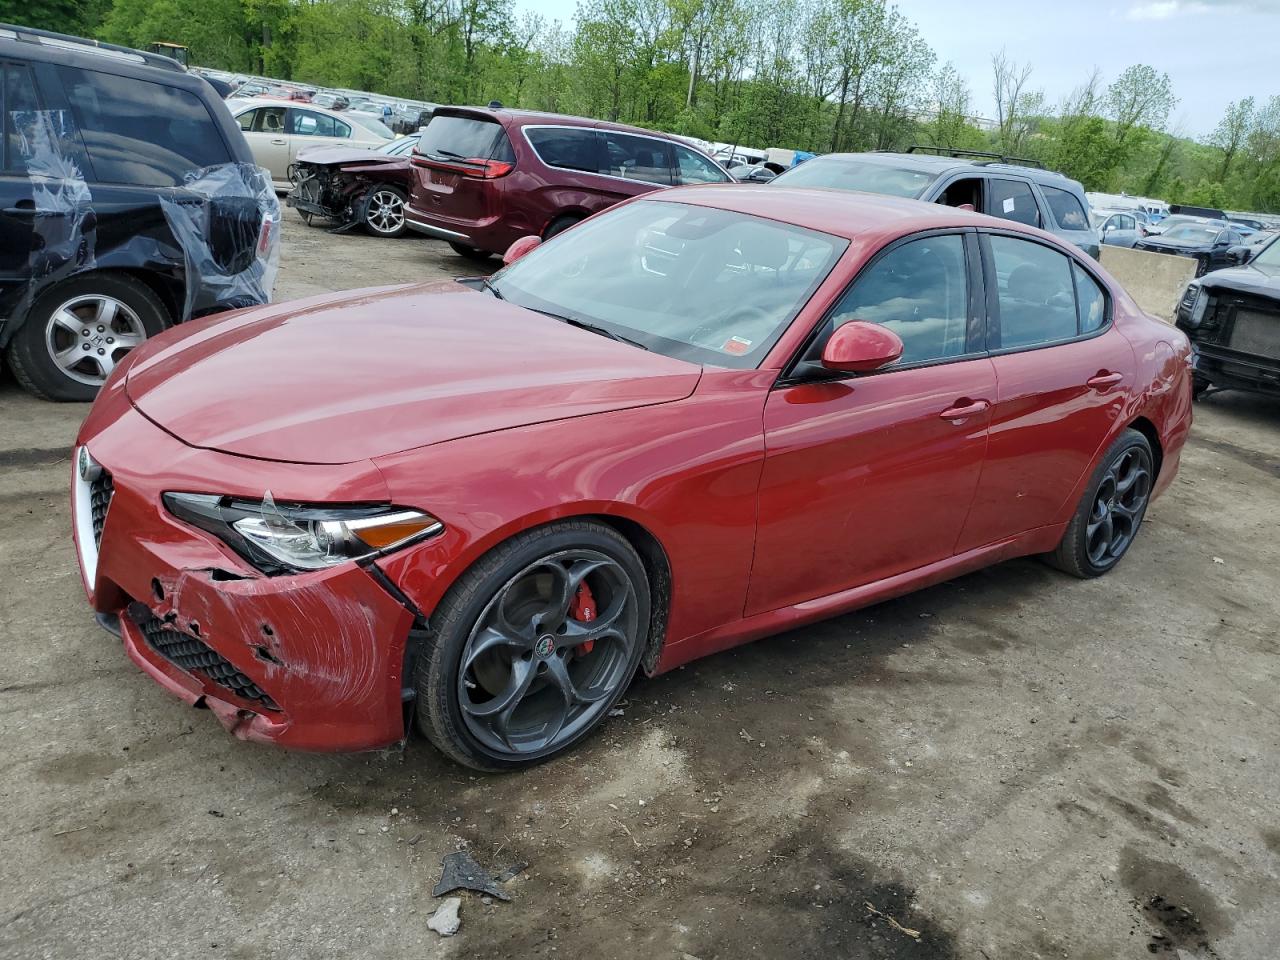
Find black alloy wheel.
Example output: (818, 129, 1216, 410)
(1046, 428, 1154, 578)
(415, 521, 650, 770)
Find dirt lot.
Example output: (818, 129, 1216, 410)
(2, 213, 1279, 960)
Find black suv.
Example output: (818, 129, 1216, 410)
(1175, 234, 1280, 399)
(771, 147, 1100, 259)
(0, 25, 279, 400)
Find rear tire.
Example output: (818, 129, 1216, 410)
(7, 273, 170, 401)
(448, 241, 495, 262)
(414, 520, 650, 772)
(543, 215, 582, 240)
(1044, 429, 1154, 579)
(361, 185, 408, 238)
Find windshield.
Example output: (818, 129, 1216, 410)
(769, 156, 938, 198)
(490, 200, 847, 368)
(1162, 224, 1219, 243)
(347, 113, 395, 139)
(1252, 236, 1280, 270)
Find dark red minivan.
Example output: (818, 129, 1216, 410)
(404, 106, 732, 260)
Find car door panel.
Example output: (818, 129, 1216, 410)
(747, 359, 997, 615)
(955, 234, 1135, 551)
(746, 231, 993, 616)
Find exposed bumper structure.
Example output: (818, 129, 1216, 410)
(73, 407, 417, 752)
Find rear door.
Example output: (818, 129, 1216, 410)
(236, 106, 289, 179)
(955, 231, 1133, 551)
(0, 59, 42, 320)
(747, 231, 996, 614)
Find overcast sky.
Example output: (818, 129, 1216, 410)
(518, 0, 1280, 138)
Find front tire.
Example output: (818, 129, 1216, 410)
(415, 521, 651, 771)
(1045, 429, 1154, 578)
(361, 186, 408, 238)
(7, 273, 170, 401)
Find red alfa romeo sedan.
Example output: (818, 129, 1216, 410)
(72, 187, 1193, 770)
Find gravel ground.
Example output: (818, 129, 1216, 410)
(1, 213, 1278, 960)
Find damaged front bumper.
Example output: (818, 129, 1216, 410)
(73, 405, 419, 752)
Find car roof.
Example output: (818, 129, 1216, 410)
(817, 151, 1083, 190)
(437, 105, 693, 143)
(641, 185, 1048, 243)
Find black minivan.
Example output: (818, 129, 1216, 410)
(0, 24, 279, 400)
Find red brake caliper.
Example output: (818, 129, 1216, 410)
(569, 581, 597, 655)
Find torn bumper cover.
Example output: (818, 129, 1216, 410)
(73, 407, 416, 752)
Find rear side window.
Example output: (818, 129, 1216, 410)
(990, 235, 1078, 348)
(57, 66, 230, 186)
(602, 132, 672, 185)
(1074, 262, 1107, 333)
(1042, 185, 1088, 230)
(988, 179, 1041, 227)
(674, 145, 729, 184)
(417, 114, 512, 162)
(525, 127, 599, 173)
(289, 110, 349, 138)
(3, 62, 40, 172)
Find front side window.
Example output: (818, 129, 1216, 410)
(58, 66, 230, 186)
(602, 132, 672, 185)
(827, 234, 971, 365)
(1042, 185, 1088, 230)
(526, 127, 599, 173)
(771, 156, 939, 198)
(490, 199, 846, 368)
(674, 145, 729, 184)
(988, 179, 1041, 227)
(989, 235, 1080, 348)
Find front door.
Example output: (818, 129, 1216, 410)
(747, 232, 995, 615)
(956, 231, 1135, 551)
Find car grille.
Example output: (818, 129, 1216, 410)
(1230, 309, 1280, 358)
(137, 614, 280, 711)
(90, 472, 114, 547)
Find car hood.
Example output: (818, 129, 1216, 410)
(294, 145, 399, 167)
(125, 282, 702, 464)
(1199, 263, 1280, 297)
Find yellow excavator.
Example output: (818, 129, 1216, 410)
(148, 42, 189, 67)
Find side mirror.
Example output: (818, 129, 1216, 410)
(1104, 223, 1116, 233)
(821, 321, 903, 373)
(503, 235, 541, 265)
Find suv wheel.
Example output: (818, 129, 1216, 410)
(448, 241, 495, 262)
(7, 274, 170, 401)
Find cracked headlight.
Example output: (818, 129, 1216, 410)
(164, 492, 442, 574)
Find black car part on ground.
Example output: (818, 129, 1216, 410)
(1176, 264, 1280, 399)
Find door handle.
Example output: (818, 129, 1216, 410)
(1086, 371, 1123, 389)
(270, 138, 287, 145)
(939, 398, 990, 419)
(2, 199, 35, 217)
